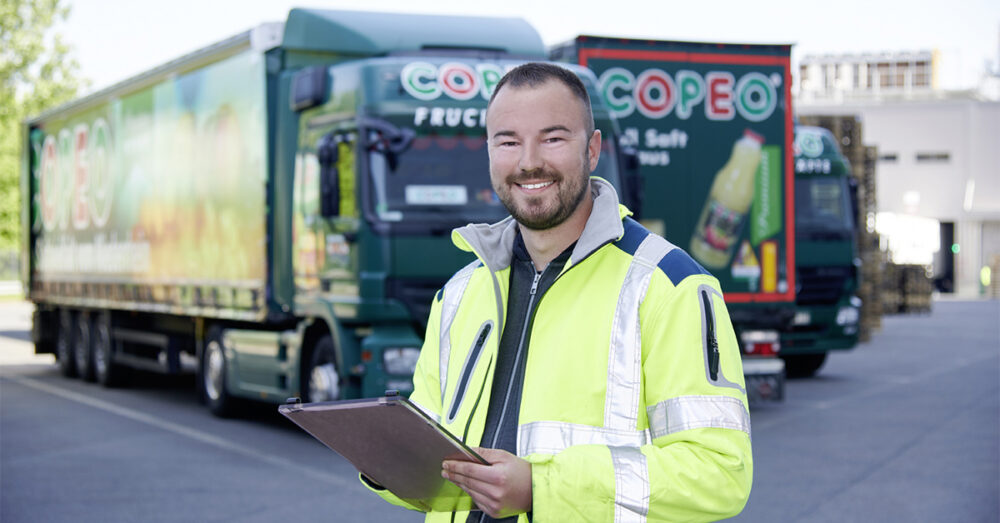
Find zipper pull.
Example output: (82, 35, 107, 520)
(529, 271, 541, 296)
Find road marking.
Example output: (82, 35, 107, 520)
(5, 375, 361, 490)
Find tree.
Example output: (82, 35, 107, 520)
(0, 0, 87, 270)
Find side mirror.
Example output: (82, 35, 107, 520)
(291, 66, 328, 112)
(318, 133, 341, 217)
(848, 176, 860, 232)
(359, 117, 415, 172)
(620, 146, 643, 219)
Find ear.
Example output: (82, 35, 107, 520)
(587, 130, 602, 172)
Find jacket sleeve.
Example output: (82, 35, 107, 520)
(359, 290, 447, 512)
(529, 273, 753, 522)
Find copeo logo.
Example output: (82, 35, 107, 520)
(400, 62, 509, 101)
(599, 67, 781, 122)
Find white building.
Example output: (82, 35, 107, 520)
(797, 51, 1000, 298)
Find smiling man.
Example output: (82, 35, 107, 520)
(365, 62, 753, 522)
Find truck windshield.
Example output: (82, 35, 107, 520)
(795, 177, 854, 239)
(367, 123, 622, 225)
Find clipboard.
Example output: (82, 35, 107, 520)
(279, 392, 488, 511)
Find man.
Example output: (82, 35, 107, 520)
(365, 62, 752, 522)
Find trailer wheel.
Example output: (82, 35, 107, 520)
(782, 353, 828, 378)
(202, 329, 238, 417)
(74, 312, 95, 382)
(304, 335, 340, 403)
(93, 313, 124, 387)
(56, 310, 77, 378)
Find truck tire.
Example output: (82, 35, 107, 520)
(74, 312, 96, 382)
(93, 312, 124, 387)
(304, 335, 341, 403)
(201, 328, 238, 417)
(782, 353, 828, 378)
(56, 310, 77, 378)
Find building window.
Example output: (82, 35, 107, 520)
(915, 152, 950, 163)
(895, 62, 908, 88)
(878, 62, 891, 88)
(879, 153, 899, 162)
(914, 61, 930, 87)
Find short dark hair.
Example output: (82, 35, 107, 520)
(488, 62, 595, 134)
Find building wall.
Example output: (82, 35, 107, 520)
(798, 98, 1000, 296)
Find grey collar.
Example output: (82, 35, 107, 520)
(452, 178, 625, 272)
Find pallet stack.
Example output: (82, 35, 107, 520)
(798, 115, 883, 341)
(881, 263, 934, 314)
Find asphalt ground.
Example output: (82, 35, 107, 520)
(2, 299, 998, 522)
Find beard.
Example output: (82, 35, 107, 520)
(493, 165, 591, 231)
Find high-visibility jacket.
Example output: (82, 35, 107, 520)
(366, 178, 753, 522)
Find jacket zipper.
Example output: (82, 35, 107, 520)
(488, 268, 541, 449)
(448, 321, 493, 422)
(701, 289, 720, 381)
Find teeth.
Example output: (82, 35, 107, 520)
(519, 181, 553, 190)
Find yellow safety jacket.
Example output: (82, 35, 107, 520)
(366, 178, 752, 522)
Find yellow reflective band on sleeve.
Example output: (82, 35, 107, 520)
(646, 395, 751, 440)
(439, 260, 478, 404)
(610, 446, 650, 523)
(606, 234, 673, 431)
(517, 421, 650, 456)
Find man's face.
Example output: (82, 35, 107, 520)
(486, 80, 601, 231)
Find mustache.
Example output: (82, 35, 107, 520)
(506, 170, 563, 184)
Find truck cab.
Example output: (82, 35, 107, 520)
(780, 126, 861, 376)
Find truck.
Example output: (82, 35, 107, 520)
(780, 125, 861, 377)
(552, 36, 795, 401)
(20, 9, 633, 416)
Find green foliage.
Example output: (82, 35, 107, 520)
(0, 0, 87, 252)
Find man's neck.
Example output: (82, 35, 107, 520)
(518, 194, 594, 272)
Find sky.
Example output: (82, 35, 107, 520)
(58, 0, 999, 95)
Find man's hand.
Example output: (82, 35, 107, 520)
(442, 447, 532, 518)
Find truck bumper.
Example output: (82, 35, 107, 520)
(743, 356, 785, 403)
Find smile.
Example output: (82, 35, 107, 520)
(517, 181, 553, 190)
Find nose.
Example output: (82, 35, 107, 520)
(517, 141, 544, 173)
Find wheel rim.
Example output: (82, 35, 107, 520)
(75, 319, 90, 373)
(204, 341, 225, 402)
(309, 362, 340, 402)
(57, 316, 72, 364)
(94, 324, 110, 378)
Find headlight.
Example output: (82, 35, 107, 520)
(383, 347, 420, 376)
(836, 306, 859, 326)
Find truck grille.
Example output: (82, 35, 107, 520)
(797, 266, 850, 305)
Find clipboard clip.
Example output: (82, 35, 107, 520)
(285, 397, 303, 411)
(384, 390, 400, 397)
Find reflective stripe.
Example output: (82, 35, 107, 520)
(518, 421, 649, 456)
(409, 398, 441, 424)
(610, 446, 649, 523)
(646, 395, 751, 440)
(439, 260, 478, 404)
(605, 235, 673, 430)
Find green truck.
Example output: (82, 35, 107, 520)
(780, 125, 861, 377)
(552, 36, 795, 401)
(20, 9, 632, 415)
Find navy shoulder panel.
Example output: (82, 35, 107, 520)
(435, 287, 443, 302)
(612, 217, 649, 256)
(657, 248, 710, 285)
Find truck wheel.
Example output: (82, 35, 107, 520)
(56, 310, 77, 378)
(93, 313, 124, 387)
(782, 353, 828, 378)
(304, 335, 340, 403)
(74, 312, 95, 382)
(201, 329, 238, 417)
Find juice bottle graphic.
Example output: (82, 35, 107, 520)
(690, 129, 764, 269)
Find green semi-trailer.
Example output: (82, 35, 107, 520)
(21, 9, 632, 416)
